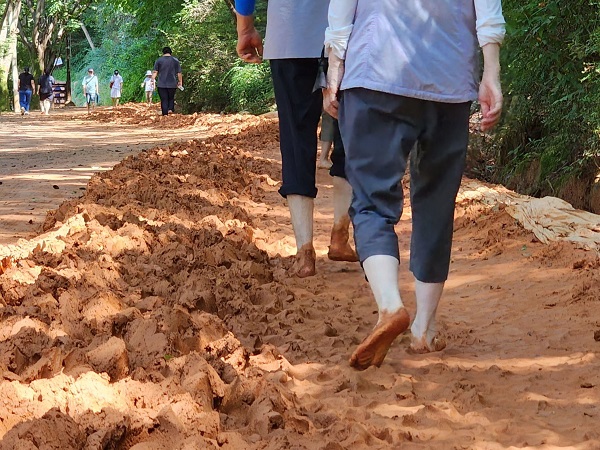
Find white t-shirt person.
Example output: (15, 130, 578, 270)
(82, 69, 99, 106)
(110, 71, 123, 98)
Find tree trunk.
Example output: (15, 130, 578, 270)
(0, 0, 22, 111)
(11, 40, 19, 112)
(65, 35, 73, 105)
(222, 0, 236, 21)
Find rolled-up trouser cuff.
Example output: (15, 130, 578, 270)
(278, 185, 318, 199)
(271, 59, 322, 199)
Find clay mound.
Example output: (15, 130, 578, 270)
(78, 102, 271, 133)
(0, 117, 301, 448)
(2, 111, 600, 449)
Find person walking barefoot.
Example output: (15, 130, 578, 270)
(324, 0, 506, 369)
(235, 0, 357, 278)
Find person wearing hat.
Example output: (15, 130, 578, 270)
(82, 68, 99, 113)
(141, 70, 155, 104)
(18, 67, 35, 115)
(109, 70, 124, 108)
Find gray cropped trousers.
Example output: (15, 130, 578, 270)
(339, 88, 471, 283)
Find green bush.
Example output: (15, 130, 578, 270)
(226, 61, 273, 114)
(169, 0, 272, 113)
(497, 1, 600, 189)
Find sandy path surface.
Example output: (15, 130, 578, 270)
(0, 105, 599, 449)
(0, 107, 208, 244)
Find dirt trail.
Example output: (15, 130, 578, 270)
(0, 104, 599, 449)
(0, 105, 213, 245)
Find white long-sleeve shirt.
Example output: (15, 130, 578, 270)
(332, 0, 504, 103)
(325, 0, 506, 59)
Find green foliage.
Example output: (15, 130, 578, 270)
(110, 0, 186, 37)
(18, 0, 96, 71)
(225, 61, 273, 114)
(168, 0, 237, 112)
(69, 0, 272, 112)
(169, 0, 272, 113)
(498, 0, 600, 187)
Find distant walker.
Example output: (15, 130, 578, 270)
(151, 47, 183, 116)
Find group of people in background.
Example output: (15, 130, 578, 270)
(16, 46, 181, 116)
(80, 46, 182, 115)
(81, 67, 158, 112)
(17, 67, 55, 115)
(81, 68, 125, 112)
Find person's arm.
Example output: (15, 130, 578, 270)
(324, 0, 359, 60)
(175, 60, 182, 87)
(323, 0, 359, 118)
(151, 60, 160, 81)
(474, 0, 505, 47)
(479, 43, 503, 132)
(475, 0, 505, 132)
(30, 78, 35, 92)
(235, 0, 263, 63)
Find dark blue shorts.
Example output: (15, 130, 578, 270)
(85, 93, 98, 104)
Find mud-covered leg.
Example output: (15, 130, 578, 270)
(350, 255, 410, 370)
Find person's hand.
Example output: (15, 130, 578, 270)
(479, 71, 503, 132)
(479, 43, 503, 132)
(236, 15, 263, 63)
(323, 52, 345, 119)
(236, 28, 263, 63)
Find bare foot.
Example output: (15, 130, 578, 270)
(328, 244, 358, 262)
(327, 218, 359, 262)
(318, 160, 332, 170)
(349, 308, 410, 370)
(408, 334, 446, 354)
(293, 244, 316, 278)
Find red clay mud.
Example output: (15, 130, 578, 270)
(1, 106, 599, 449)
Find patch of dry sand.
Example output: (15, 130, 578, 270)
(0, 104, 247, 245)
(0, 106, 599, 449)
